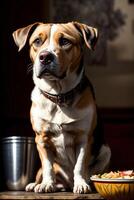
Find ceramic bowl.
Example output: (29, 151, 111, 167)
(90, 177, 134, 200)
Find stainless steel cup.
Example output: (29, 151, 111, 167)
(1, 136, 39, 191)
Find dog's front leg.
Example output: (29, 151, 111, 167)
(73, 135, 92, 194)
(34, 133, 56, 193)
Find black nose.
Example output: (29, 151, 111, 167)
(39, 51, 54, 65)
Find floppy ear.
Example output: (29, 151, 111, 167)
(73, 22, 98, 50)
(12, 22, 42, 51)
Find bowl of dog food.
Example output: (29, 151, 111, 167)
(90, 170, 134, 200)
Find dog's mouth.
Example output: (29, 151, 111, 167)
(36, 66, 66, 80)
(37, 67, 52, 78)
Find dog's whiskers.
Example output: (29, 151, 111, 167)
(27, 63, 33, 74)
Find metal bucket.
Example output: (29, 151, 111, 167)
(0, 136, 39, 191)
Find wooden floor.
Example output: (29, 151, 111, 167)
(0, 192, 104, 199)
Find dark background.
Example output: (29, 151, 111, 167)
(1, 0, 134, 183)
(1, 0, 49, 137)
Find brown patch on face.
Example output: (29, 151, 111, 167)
(52, 23, 83, 75)
(29, 24, 52, 62)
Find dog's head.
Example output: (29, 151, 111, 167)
(13, 22, 98, 86)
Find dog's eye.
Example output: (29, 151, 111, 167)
(59, 37, 71, 46)
(33, 38, 43, 47)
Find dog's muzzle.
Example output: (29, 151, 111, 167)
(35, 50, 66, 79)
(35, 50, 57, 78)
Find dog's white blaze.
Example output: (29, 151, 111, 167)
(47, 24, 58, 54)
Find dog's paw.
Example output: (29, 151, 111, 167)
(73, 181, 91, 194)
(34, 181, 55, 193)
(25, 182, 38, 192)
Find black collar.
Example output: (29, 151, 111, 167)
(40, 75, 91, 106)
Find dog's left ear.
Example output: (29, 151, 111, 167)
(73, 22, 98, 50)
(12, 22, 42, 51)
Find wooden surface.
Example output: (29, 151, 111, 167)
(0, 192, 104, 199)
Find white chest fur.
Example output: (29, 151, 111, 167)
(31, 86, 93, 125)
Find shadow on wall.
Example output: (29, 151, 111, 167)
(50, 0, 126, 65)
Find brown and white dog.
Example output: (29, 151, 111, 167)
(12, 22, 111, 194)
